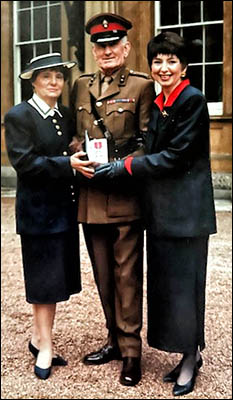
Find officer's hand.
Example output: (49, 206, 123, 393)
(94, 160, 129, 180)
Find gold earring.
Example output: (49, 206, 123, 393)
(181, 72, 186, 78)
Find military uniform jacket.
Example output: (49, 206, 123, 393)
(71, 65, 155, 223)
(131, 83, 217, 237)
(4, 102, 78, 235)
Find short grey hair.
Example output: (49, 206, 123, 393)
(121, 36, 128, 44)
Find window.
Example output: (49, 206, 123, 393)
(155, 1, 223, 115)
(13, 1, 62, 104)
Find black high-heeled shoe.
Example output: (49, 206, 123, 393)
(29, 341, 68, 366)
(34, 364, 51, 380)
(163, 355, 202, 383)
(173, 366, 198, 396)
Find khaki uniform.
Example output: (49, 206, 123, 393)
(72, 65, 155, 224)
(71, 65, 155, 357)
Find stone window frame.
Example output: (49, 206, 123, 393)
(154, 1, 223, 116)
(13, 1, 62, 104)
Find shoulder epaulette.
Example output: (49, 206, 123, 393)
(79, 73, 95, 79)
(129, 70, 150, 79)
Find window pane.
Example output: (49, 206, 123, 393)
(205, 65, 222, 102)
(33, 8, 47, 40)
(21, 45, 34, 101)
(187, 65, 202, 92)
(160, 1, 178, 26)
(206, 25, 223, 62)
(183, 26, 202, 63)
(19, 10, 31, 41)
(34, 1, 46, 7)
(21, 45, 33, 72)
(49, 1, 61, 4)
(160, 27, 181, 36)
(50, 5, 61, 38)
(204, 0, 223, 21)
(181, 1, 200, 23)
(19, 1, 30, 8)
(36, 42, 50, 56)
(52, 41, 61, 53)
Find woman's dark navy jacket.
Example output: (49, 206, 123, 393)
(131, 83, 217, 237)
(4, 101, 78, 235)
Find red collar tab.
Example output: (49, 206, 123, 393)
(90, 23, 127, 35)
(154, 79, 190, 111)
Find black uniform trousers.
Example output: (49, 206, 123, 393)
(146, 234, 209, 354)
(82, 220, 144, 358)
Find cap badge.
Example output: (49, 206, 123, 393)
(102, 19, 109, 29)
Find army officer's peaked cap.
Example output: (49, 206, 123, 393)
(85, 12, 132, 43)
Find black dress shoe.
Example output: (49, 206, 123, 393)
(173, 367, 197, 396)
(120, 357, 141, 387)
(163, 356, 203, 383)
(34, 365, 51, 380)
(29, 341, 68, 366)
(83, 344, 122, 365)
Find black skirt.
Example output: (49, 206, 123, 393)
(146, 235, 209, 354)
(20, 225, 81, 304)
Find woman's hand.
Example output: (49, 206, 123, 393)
(70, 151, 95, 179)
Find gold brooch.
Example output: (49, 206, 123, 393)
(102, 20, 108, 29)
(161, 110, 169, 117)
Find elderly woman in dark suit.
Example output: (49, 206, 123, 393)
(4, 53, 94, 380)
(94, 32, 217, 396)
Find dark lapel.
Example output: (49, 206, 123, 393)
(146, 106, 160, 153)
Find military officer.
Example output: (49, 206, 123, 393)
(71, 12, 155, 386)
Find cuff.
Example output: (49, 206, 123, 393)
(124, 156, 134, 175)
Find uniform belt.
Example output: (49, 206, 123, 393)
(108, 137, 144, 160)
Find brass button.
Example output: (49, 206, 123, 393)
(94, 120, 98, 126)
(96, 101, 103, 107)
(55, 125, 60, 129)
(57, 131, 62, 136)
(63, 151, 68, 156)
(52, 119, 57, 123)
(78, 106, 83, 111)
(118, 107, 124, 113)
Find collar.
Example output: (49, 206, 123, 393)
(28, 93, 63, 119)
(155, 79, 190, 112)
(100, 69, 121, 82)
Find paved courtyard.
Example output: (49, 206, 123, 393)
(1, 194, 232, 399)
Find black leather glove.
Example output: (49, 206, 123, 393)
(94, 160, 129, 180)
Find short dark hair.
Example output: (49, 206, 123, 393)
(147, 31, 189, 68)
(30, 66, 69, 83)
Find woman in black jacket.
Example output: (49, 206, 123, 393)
(94, 32, 217, 396)
(4, 53, 94, 380)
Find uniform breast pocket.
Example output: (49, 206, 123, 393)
(106, 102, 136, 139)
(76, 103, 92, 134)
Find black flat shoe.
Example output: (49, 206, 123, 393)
(173, 367, 197, 396)
(29, 341, 68, 366)
(34, 365, 51, 380)
(83, 344, 122, 365)
(163, 356, 202, 383)
(120, 357, 141, 387)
